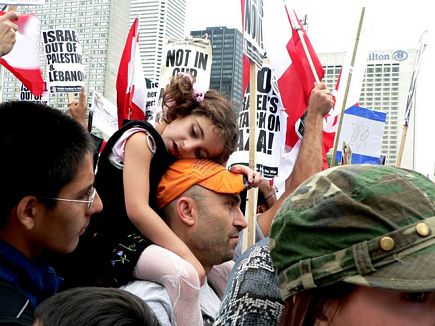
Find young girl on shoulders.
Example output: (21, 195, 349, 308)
(88, 73, 259, 325)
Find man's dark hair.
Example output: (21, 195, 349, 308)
(0, 101, 94, 226)
(34, 287, 161, 326)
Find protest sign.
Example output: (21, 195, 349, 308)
(336, 105, 387, 164)
(18, 83, 49, 105)
(144, 78, 161, 125)
(242, 0, 265, 66)
(228, 65, 285, 179)
(159, 37, 212, 93)
(91, 91, 117, 140)
(42, 29, 85, 93)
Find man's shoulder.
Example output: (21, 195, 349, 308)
(121, 280, 175, 326)
(122, 279, 220, 326)
(0, 281, 34, 325)
(121, 280, 169, 302)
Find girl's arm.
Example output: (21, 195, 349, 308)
(123, 132, 206, 284)
(228, 164, 262, 187)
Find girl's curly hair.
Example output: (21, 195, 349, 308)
(162, 74, 238, 164)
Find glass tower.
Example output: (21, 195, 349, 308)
(130, 0, 186, 82)
(190, 27, 244, 114)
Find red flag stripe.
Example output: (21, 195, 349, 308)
(0, 13, 44, 96)
(116, 18, 139, 128)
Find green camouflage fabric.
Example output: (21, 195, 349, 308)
(269, 165, 435, 300)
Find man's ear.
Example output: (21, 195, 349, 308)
(175, 196, 196, 226)
(15, 196, 40, 231)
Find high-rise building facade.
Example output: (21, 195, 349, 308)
(319, 49, 417, 168)
(130, 0, 186, 82)
(190, 27, 244, 114)
(0, 0, 131, 108)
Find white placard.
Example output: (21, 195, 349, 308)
(18, 83, 49, 105)
(159, 37, 212, 92)
(42, 29, 85, 93)
(91, 92, 117, 140)
(228, 65, 285, 179)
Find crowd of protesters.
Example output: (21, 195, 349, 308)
(1, 9, 435, 326)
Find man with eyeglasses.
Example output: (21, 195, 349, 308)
(42, 187, 97, 209)
(0, 101, 103, 325)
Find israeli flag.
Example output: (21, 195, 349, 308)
(336, 106, 387, 164)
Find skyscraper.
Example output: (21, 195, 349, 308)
(319, 49, 417, 168)
(130, 0, 187, 82)
(1, 0, 131, 108)
(190, 27, 243, 113)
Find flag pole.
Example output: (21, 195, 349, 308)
(396, 123, 408, 167)
(287, 8, 320, 83)
(331, 7, 366, 166)
(396, 31, 427, 167)
(295, 28, 320, 83)
(242, 60, 258, 252)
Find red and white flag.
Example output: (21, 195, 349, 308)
(279, 8, 324, 149)
(0, 13, 44, 96)
(116, 17, 147, 128)
(248, 2, 324, 138)
(261, 1, 326, 180)
(239, 0, 325, 182)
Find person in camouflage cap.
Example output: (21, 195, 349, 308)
(270, 164, 435, 325)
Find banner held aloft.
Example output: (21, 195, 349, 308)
(42, 28, 85, 93)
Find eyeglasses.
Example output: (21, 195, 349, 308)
(43, 187, 97, 209)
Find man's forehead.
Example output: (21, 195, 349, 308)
(216, 192, 241, 202)
(195, 184, 241, 199)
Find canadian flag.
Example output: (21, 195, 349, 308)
(116, 17, 147, 128)
(0, 13, 44, 96)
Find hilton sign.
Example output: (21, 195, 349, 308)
(367, 50, 408, 62)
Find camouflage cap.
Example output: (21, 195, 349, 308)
(269, 165, 435, 300)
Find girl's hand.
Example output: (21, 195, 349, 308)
(228, 164, 262, 188)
